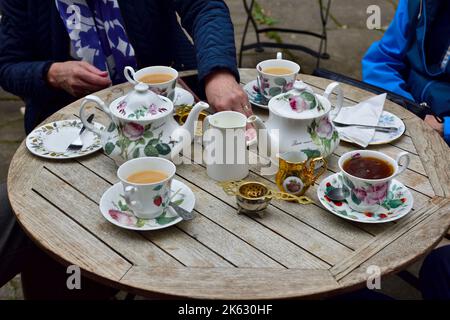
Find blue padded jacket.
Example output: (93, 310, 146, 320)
(362, 0, 450, 143)
(0, 0, 239, 133)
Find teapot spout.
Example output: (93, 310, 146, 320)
(181, 101, 209, 139)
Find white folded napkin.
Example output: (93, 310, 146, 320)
(333, 93, 386, 147)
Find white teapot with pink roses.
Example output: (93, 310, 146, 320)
(249, 81, 343, 161)
(79, 81, 208, 165)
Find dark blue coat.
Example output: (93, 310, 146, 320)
(0, 0, 239, 133)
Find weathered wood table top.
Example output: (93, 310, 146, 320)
(8, 69, 450, 299)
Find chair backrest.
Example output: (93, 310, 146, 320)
(312, 68, 432, 119)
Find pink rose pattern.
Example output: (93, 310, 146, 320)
(353, 182, 389, 205)
(117, 100, 127, 116)
(315, 116, 333, 139)
(147, 103, 168, 116)
(283, 80, 294, 92)
(123, 122, 145, 141)
(289, 95, 309, 112)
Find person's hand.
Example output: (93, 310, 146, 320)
(47, 61, 111, 97)
(204, 69, 252, 117)
(424, 115, 444, 135)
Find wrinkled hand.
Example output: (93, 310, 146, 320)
(204, 69, 253, 117)
(424, 115, 443, 135)
(47, 61, 111, 97)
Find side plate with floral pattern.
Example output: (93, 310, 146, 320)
(317, 173, 413, 223)
(340, 111, 406, 146)
(243, 79, 269, 109)
(99, 179, 195, 231)
(26, 120, 104, 159)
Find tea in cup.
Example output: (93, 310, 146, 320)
(256, 52, 300, 100)
(124, 66, 178, 101)
(338, 150, 410, 212)
(117, 157, 176, 219)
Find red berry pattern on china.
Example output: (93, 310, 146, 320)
(153, 195, 162, 206)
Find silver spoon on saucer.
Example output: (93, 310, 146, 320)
(326, 186, 350, 201)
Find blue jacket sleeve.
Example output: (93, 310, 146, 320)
(0, 0, 56, 101)
(444, 117, 450, 145)
(362, 0, 414, 101)
(174, 0, 239, 83)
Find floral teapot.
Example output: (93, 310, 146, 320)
(248, 81, 343, 162)
(80, 82, 208, 165)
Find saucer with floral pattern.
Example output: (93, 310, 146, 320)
(317, 173, 413, 223)
(100, 179, 195, 231)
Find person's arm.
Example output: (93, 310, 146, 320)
(362, 0, 414, 101)
(174, 0, 251, 116)
(0, 0, 111, 100)
(174, 0, 239, 84)
(0, 0, 57, 101)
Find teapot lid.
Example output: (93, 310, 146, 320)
(268, 81, 329, 119)
(112, 82, 173, 121)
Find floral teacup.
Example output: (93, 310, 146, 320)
(124, 66, 178, 101)
(256, 52, 300, 100)
(117, 157, 176, 219)
(338, 150, 410, 212)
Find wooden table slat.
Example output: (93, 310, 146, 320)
(10, 191, 132, 281)
(405, 117, 450, 198)
(330, 197, 449, 280)
(338, 198, 450, 286)
(120, 266, 339, 300)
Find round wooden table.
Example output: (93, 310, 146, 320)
(8, 69, 450, 299)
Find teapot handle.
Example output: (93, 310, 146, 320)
(80, 95, 110, 137)
(124, 66, 138, 85)
(323, 82, 343, 121)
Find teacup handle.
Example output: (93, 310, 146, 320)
(394, 152, 410, 177)
(323, 82, 343, 121)
(124, 66, 137, 85)
(276, 52, 282, 60)
(124, 186, 143, 212)
(309, 156, 328, 182)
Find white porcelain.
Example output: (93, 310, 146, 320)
(203, 111, 250, 181)
(100, 179, 194, 231)
(256, 52, 300, 100)
(248, 81, 343, 163)
(125, 66, 178, 101)
(173, 87, 195, 106)
(26, 120, 103, 159)
(318, 173, 413, 223)
(80, 69, 209, 166)
(112, 82, 173, 121)
(117, 157, 176, 219)
(338, 150, 410, 212)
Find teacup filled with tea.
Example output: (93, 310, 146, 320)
(338, 150, 410, 212)
(256, 52, 300, 100)
(124, 66, 178, 101)
(117, 157, 176, 219)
